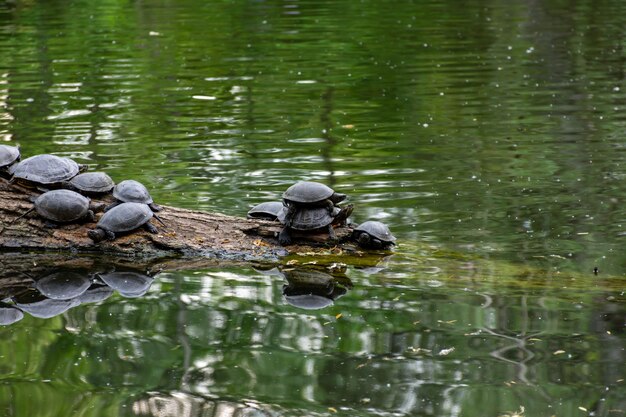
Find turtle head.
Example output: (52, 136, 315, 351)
(87, 228, 106, 242)
(330, 192, 347, 205)
(356, 231, 371, 247)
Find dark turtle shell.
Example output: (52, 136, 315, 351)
(10, 154, 81, 185)
(34, 189, 92, 223)
(0, 144, 20, 168)
(96, 202, 153, 233)
(282, 181, 345, 205)
(353, 221, 396, 244)
(97, 271, 154, 297)
(35, 271, 92, 300)
(247, 201, 284, 220)
(289, 206, 338, 231)
(113, 180, 154, 204)
(70, 172, 114, 194)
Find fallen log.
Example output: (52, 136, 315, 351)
(0, 179, 359, 262)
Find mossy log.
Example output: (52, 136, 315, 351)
(0, 180, 358, 262)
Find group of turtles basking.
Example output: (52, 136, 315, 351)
(1, 144, 396, 249)
(247, 180, 397, 249)
(1, 144, 163, 242)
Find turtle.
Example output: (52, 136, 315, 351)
(278, 204, 353, 246)
(106, 179, 162, 212)
(14, 189, 97, 225)
(68, 172, 115, 195)
(352, 220, 396, 249)
(281, 268, 348, 310)
(247, 201, 284, 221)
(0, 144, 20, 178)
(35, 271, 92, 300)
(9, 154, 85, 188)
(282, 181, 347, 219)
(0, 302, 24, 325)
(97, 271, 154, 298)
(88, 202, 162, 242)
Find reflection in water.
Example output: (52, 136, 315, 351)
(1, 264, 155, 324)
(281, 266, 352, 310)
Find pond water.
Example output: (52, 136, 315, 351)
(1, 0, 626, 416)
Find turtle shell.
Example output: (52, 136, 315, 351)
(113, 180, 154, 204)
(96, 202, 153, 233)
(247, 201, 284, 220)
(35, 271, 91, 300)
(353, 221, 396, 244)
(97, 271, 154, 297)
(10, 154, 80, 185)
(70, 172, 115, 194)
(0, 145, 20, 168)
(0, 302, 24, 325)
(283, 293, 334, 310)
(282, 181, 335, 204)
(34, 189, 91, 223)
(289, 206, 339, 231)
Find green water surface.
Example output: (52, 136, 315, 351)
(1, 0, 626, 416)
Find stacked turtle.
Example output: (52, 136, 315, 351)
(247, 180, 396, 249)
(2, 146, 163, 242)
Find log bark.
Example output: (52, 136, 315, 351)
(0, 179, 358, 262)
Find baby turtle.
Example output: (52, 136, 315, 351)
(0, 144, 20, 177)
(88, 202, 160, 242)
(278, 204, 353, 246)
(69, 172, 115, 195)
(247, 201, 284, 221)
(15, 189, 96, 225)
(35, 271, 92, 300)
(352, 220, 396, 249)
(9, 154, 84, 188)
(107, 179, 162, 212)
(283, 181, 346, 210)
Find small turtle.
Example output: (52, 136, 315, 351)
(9, 154, 84, 188)
(247, 201, 284, 221)
(106, 179, 162, 212)
(35, 271, 92, 300)
(278, 204, 353, 246)
(0, 302, 24, 325)
(69, 172, 115, 195)
(352, 220, 396, 249)
(88, 202, 161, 242)
(97, 271, 154, 298)
(14, 189, 96, 225)
(0, 144, 20, 177)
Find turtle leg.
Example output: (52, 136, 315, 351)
(356, 232, 371, 248)
(327, 224, 337, 242)
(278, 226, 292, 246)
(104, 201, 120, 212)
(43, 221, 60, 229)
(143, 222, 158, 234)
(88, 228, 106, 242)
(104, 230, 117, 240)
(85, 210, 96, 222)
(149, 203, 162, 212)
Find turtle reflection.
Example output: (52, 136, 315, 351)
(280, 266, 352, 310)
(0, 264, 156, 323)
(0, 301, 24, 325)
